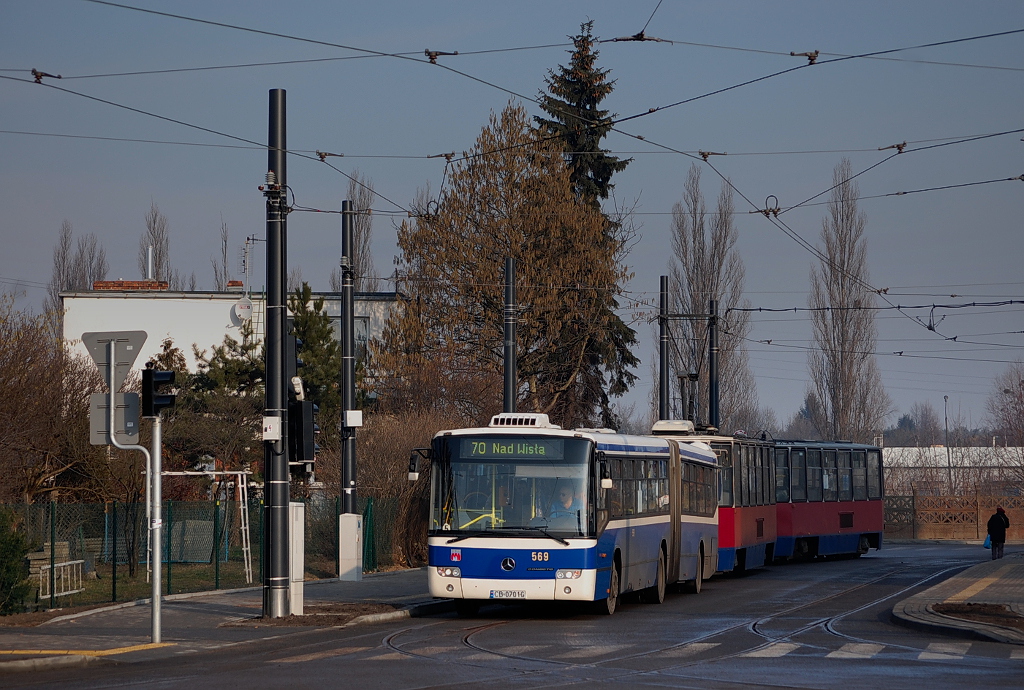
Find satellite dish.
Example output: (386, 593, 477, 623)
(234, 298, 253, 322)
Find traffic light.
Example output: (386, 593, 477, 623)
(142, 362, 176, 418)
(288, 400, 320, 475)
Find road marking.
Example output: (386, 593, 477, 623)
(412, 646, 462, 655)
(827, 643, 884, 659)
(0, 642, 174, 658)
(658, 642, 720, 657)
(359, 651, 407, 661)
(553, 645, 632, 659)
(740, 642, 799, 658)
(275, 647, 372, 663)
(918, 642, 971, 660)
(945, 564, 1015, 603)
(499, 645, 547, 655)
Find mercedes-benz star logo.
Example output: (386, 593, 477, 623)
(500, 557, 516, 572)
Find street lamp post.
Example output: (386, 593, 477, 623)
(943, 395, 952, 494)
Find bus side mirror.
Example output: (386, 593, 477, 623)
(600, 460, 612, 490)
(408, 452, 421, 482)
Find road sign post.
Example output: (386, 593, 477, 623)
(82, 330, 169, 644)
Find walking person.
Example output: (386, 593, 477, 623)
(987, 506, 1010, 560)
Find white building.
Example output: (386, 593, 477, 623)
(61, 280, 396, 372)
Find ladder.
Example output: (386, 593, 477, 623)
(237, 476, 253, 584)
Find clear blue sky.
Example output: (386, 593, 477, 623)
(2, 1, 1022, 429)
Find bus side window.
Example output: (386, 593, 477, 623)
(775, 448, 790, 503)
(682, 462, 692, 514)
(791, 449, 806, 501)
(866, 450, 882, 499)
(807, 449, 823, 502)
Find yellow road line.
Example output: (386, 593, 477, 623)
(0, 642, 174, 657)
(944, 564, 1017, 603)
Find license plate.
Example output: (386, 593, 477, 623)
(489, 590, 527, 599)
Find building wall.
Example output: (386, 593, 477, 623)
(61, 290, 396, 374)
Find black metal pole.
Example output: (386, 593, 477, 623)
(659, 276, 669, 420)
(263, 88, 290, 618)
(708, 299, 720, 430)
(504, 257, 517, 413)
(341, 200, 358, 514)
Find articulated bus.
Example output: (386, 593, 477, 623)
(421, 413, 719, 615)
(652, 420, 776, 572)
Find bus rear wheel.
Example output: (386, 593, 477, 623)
(689, 549, 703, 594)
(641, 551, 666, 604)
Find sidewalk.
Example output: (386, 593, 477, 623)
(0, 568, 453, 673)
(893, 551, 1024, 644)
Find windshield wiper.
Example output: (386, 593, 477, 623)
(446, 530, 503, 544)
(524, 527, 570, 546)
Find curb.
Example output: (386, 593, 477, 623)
(41, 568, 428, 626)
(891, 603, 1024, 644)
(346, 599, 456, 627)
(0, 654, 110, 674)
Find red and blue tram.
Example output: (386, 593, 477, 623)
(772, 440, 884, 559)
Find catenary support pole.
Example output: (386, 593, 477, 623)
(263, 88, 290, 618)
(659, 276, 669, 420)
(341, 200, 358, 514)
(708, 299, 720, 430)
(504, 257, 517, 413)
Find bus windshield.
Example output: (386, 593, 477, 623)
(430, 435, 594, 538)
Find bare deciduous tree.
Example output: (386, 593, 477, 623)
(808, 159, 891, 442)
(45, 220, 108, 336)
(211, 218, 231, 291)
(667, 164, 772, 434)
(330, 171, 381, 292)
(138, 202, 170, 280)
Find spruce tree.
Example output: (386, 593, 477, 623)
(534, 21, 638, 426)
(535, 21, 630, 205)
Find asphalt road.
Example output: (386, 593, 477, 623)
(8, 543, 1022, 689)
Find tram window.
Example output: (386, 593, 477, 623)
(747, 445, 756, 507)
(745, 444, 753, 501)
(775, 449, 790, 503)
(838, 450, 852, 501)
(807, 449, 823, 501)
(716, 446, 733, 506)
(791, 449, 806, 501)
(852, 451, 867, 500)
(753, 446, 763, 506)
(866, 450, 882, 499)
(823, 450, 838, 501)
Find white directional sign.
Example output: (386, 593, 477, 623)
(82, 331, 147, 392)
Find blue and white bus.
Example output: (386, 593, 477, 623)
(418, 413, 719, 615)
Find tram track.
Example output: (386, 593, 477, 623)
(380, 558, 960, 676)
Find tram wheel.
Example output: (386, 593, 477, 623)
(641, 552, 666, 604)
(594, 564, 619, 615)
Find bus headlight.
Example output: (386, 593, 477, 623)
(436, 566, 462, 578)
(556, 569, 582, 580)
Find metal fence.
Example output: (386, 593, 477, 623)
(4, 496, 408, 611)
